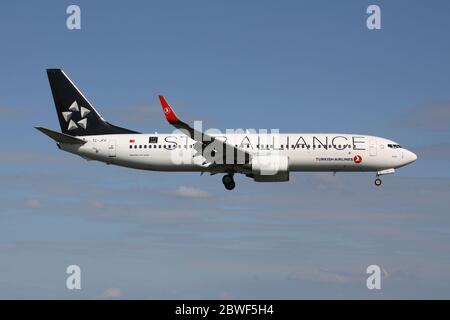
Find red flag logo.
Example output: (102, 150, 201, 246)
(353, 155, 362, 164)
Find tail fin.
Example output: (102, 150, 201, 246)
(46, 69, 138, 136)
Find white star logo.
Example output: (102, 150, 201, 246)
(63, 101, 90, 131)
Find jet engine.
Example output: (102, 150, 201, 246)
(248, 155, 290, 182)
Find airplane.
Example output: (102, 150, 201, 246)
(36, 69, 417, 190)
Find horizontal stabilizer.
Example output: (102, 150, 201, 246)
(35, 127, 87, 145)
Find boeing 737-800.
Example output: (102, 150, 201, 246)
(36, 69, 417, 190)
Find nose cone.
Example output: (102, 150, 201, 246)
(405, 150, 418, 164)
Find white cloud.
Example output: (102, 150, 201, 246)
(287, 267, 359, 284)
(406, 103, 450, 130)
(174, 186, 210, 198)
(107, 103, 162, 124)
(24, 199, 41, 209)
(101, 288, 122, 298)
(89, 200, 105, 209)
(0, 150, 74, 164)
(0, 106, 22, 118)
(413, 144, 450, 161)
(310, 172, 345, 191)
(218, 291, 234, 299)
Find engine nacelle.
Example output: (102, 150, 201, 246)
(250, 155, 289, 182)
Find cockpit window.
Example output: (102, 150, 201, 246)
(387, 144, 402, 149)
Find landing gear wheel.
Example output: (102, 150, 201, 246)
(222, 174, 235, 190)
(222, 175, 233, 185)
(224, 181, 236, 190)
(375, 178, 382, 186)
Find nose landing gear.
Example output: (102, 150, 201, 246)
(374, 178, 382, 186)
(374, 169, 395, 187)
(222, 174, 235, 190)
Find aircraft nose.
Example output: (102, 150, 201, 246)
(405, 150, 417, 164)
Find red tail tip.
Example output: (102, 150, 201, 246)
(158, 95, 179, 124)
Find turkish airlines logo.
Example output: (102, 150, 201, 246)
(354, 155, 363, 164)
(62, 101, 90, 131)
(164, 107, 170, 114)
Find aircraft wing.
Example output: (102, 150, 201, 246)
(158, 95, 251, 166)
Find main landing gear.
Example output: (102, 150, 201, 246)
(222, 174, 235, 190)
(374, 178, 382, 186)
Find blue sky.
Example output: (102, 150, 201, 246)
(1, 0, 450, 298)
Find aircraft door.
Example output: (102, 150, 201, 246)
(369, 140, 377, 156)
(108, 140, 116, 157)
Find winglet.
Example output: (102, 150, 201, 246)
(158, 95, 180, 124)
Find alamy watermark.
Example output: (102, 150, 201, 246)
(366, 265, 382, 290)
(66, 5, 81, 30)
(367, 5, 381, 30)
(66, 265, 81, 290)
